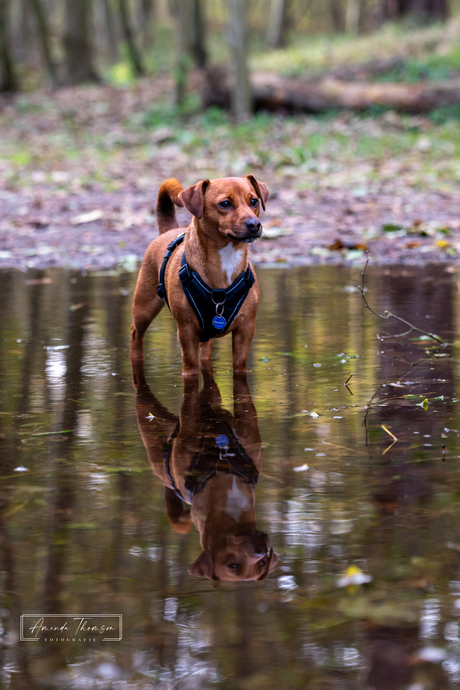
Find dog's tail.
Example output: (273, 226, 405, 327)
(156, 178, 184, 234)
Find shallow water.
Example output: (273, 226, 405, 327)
(1, 264, 459, 689)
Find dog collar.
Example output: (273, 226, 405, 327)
(157, 234, 256, 343)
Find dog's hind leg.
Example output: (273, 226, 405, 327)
(131, 294, 165, 362)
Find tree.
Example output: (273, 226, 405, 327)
(30, 0, 60, 87)
(266, 0, 289, 49)
(101, 0, 119, 63)
(0, 0, 17, 91)
(190, 0, 207, 69)
(227, 0, 252, 122)
(63, 0, 99, 84)
(345, 0, 361, 33)
(117, 0, 145, 76)
(383, 0, 450, 21)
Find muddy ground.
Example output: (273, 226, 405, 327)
(1, 81, 460, 272)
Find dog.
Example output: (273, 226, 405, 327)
(132, 359, 278, 581)
(131, 175, 269, 377)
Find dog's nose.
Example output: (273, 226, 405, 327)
(244, 219, 261, 233)
(253, 544, 268, 557)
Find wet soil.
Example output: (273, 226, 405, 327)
(1, 184, 459, 271)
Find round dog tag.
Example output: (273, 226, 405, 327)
(216, 435, 229, 448)
(212, 315, 226, 329)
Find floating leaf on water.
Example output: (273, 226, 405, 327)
(146, 413, 155, 421)
(262, 357, 269, 363)
(309, 412, 319, 419)
(413, 647, 448, 663)
(337, 565, 372, 588)
(313, 363, 321, 368)
(293, 464, 309, 472)
(417, 398, 429, 411)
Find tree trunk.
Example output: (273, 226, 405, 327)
(330, 0, 345, 32)
(266, 0, 288, 49)
(101, 0, 119, 62)
(345, 0, 361, 33)
(30, 0, 60, 87)
(141, 0, 155, 49)
(174, 0, 189, 106)
(63, 0, 99, 84)
(0, 0, 17, 91)
(395, 0, 449, 19)
(227, 0, 252, 122)
(190, 0, 207, 69)
(16, 0, 32, 62)
(117, 0, 145, 76)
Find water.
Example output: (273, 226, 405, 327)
(0, 264, 459, 689)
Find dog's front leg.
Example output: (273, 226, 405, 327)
(177, 326, 200, 378)
(231, 323, 255, 374)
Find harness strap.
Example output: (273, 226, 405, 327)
(157, 233, 186, 306)
(156, 233, 256, 343)
(179, 251, 255, 342)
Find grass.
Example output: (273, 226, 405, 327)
(251, 18, 460, 80)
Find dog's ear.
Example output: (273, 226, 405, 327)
(256, 548, 278, 581)
(189, 550, 218, 579)
(245, 174, 270, 211)
(178, 179, 210, 219)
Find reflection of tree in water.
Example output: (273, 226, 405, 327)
(362, 266, 456, 689)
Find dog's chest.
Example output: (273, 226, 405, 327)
(225, 476, 251, 522)
(219, 244, 244, 284)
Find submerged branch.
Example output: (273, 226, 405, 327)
(359, 258, 446, 345)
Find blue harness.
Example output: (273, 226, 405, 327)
(163, 419, 259, 505)
(157, 234, 256, 343)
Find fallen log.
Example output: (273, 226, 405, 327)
(203, 68, 460, 113)
(253, 74, 460, 113)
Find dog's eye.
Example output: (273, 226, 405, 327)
(227, 562, 240, 570)
(250, 198, 259, 207)
(218, 200, 232, 209)
(259, 558, 267, 568)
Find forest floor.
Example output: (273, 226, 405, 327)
(0, 74, 460, 272)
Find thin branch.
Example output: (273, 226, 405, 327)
(359, 257, 446, 345)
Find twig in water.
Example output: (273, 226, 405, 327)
(359, 257, 446, 345)
(344, 373, 353, 395)
(381, 424, 398, 454)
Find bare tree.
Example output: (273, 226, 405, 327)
(266, 0, 289, 49)
(345, 0, 361, 33)
(190, 0, 207, 69)
(140, 0, 155, 49)
(117, 0, 145, 75)
(0, 0, 17, 91)
(101, 0, 119, 62)
(30, 0, 60, 87)
(174, 0, 189, 106)
(227, 0, 252, 122)
(63, 0, 99, 84)
(383, 0, 450, 20)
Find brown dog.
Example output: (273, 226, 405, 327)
(131, 175, 269, 377)
(132, 359, 278, 581)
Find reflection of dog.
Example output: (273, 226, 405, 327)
(131, 175, 269, 378)
(133, 360, 277, 581)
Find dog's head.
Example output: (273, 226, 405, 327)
(189, 530, 278, 581)
(178, 175, 269, 244)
